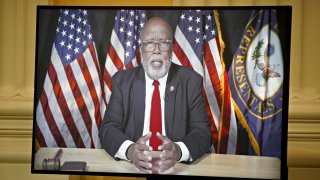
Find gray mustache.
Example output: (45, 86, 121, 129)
(150, 58, 163, 63)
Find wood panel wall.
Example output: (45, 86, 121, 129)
(0, 0, 319, 180)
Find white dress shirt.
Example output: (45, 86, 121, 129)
(115, 72, 191, 162)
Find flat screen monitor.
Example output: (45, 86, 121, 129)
(31, 6, 291, 180)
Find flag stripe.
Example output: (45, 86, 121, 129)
(173, 39, 194, 69)
(227, 101, 237, 154)
(36, 102, 58, 147)
(174, 27, 204, 77)
(88, 43, 101, 72)
(201, 89, 218, 150)
(88, 43, 106, 108)
(68, 62, 96, 148)
(76, 52, 101, 147)
(40, 85, 67, 147)
(47, 62, 85, 148)
(87, 44, 107, 124)
(131, 57, 138, 67)
(110, 30, 125, 61)
(103, 67, 113, 104)
(172, 53, 182, 66)
(203, 43, 222, 107)
(89, 43, 107, 108)
(218, 70, 232, 153)
(78, 52, 102, 129)
(203, 63, 220, 129)
(35, 116, 48, 147)
(209, 39, 223, 81)
(43, 72, 78, 147)
(104, 56, 116, 88)
(108, 42, 124, 70)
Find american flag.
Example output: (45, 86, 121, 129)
(35, 9, 105, 148)
(172, 10, 238, 154)
(103, 10, 146, 104)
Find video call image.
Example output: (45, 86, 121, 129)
(32, 7, 291, 179)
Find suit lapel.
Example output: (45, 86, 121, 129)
(165, 64, 179, 138)
(133, 66, 146, 141)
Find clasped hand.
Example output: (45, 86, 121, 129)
(126, 132, 182, 173)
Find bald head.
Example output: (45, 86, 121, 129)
(141, 17, 173, 41)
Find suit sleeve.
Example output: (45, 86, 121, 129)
(180, 75, 212, 162)
(99, 73, 131, 158)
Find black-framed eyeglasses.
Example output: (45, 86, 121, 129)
(141, 40, 172, 52)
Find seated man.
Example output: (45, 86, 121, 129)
(99, 17, 212, 174)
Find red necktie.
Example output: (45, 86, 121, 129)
(150, 80, 162, 151)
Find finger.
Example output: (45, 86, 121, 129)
(137, 152, 152, 162)
(137, 132, 152, 144)
(156, 132, 170, 144)
(136, 143, 152, 152)
(158, 142, 174, 151)
(137, 166, 153, 174)
(159, 158, 173, 167)
(158, 160, 173, 173)
(161, 150, 177, 161)
(160, 150, 169, 160)
(137, 158, 153, 170)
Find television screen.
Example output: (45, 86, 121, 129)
(31, 6, 291, 180)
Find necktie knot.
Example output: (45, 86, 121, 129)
(153, 80, 160, 87)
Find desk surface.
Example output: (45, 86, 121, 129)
(34, 148, 281, 179)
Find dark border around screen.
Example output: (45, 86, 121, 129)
(31, 5, 292, 180)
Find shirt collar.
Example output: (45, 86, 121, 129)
(145, 71, 168, 87)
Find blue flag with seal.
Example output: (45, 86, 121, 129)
(228, 9, 283, 158)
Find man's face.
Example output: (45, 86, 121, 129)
(140, 19, 172, 80)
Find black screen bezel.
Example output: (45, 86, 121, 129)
(31, 5, 292, 180)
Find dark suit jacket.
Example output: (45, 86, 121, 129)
(99, 63, 212, 162)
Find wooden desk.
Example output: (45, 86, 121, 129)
(34, 148, 281, 179)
